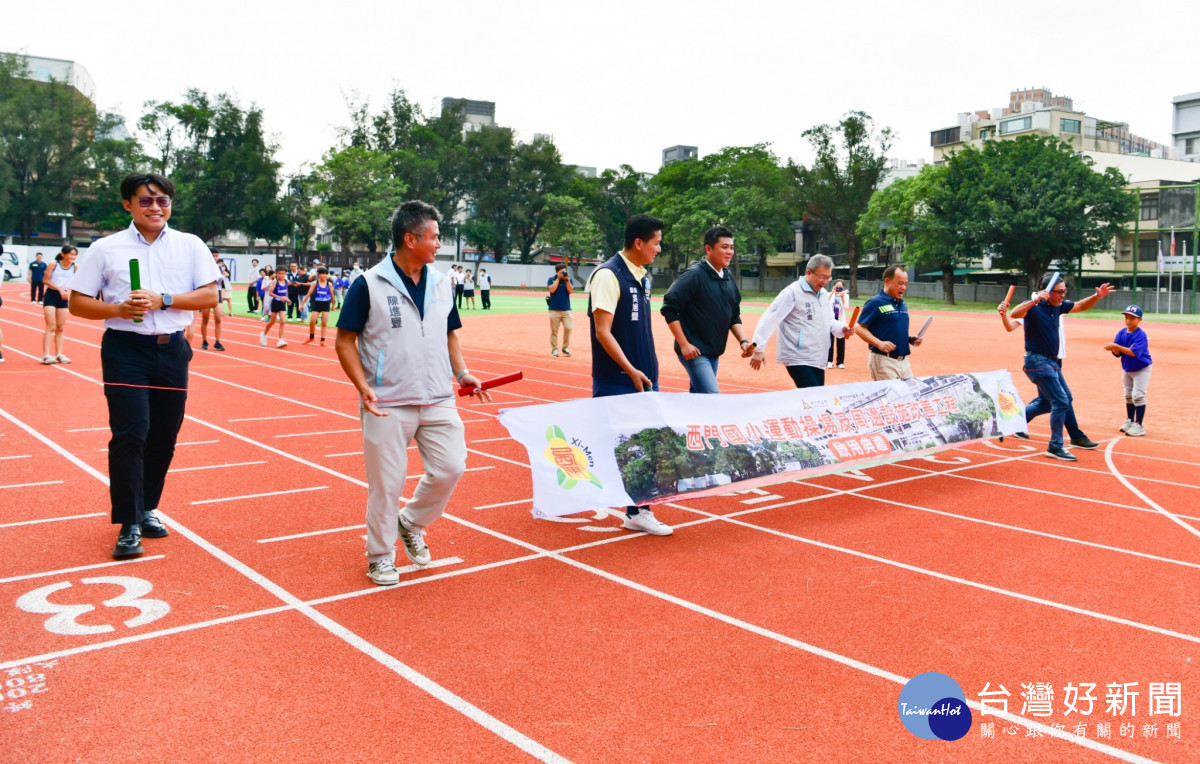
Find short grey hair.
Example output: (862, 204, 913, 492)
(806, 254, 834, 273)
(390, 200, 440, 249)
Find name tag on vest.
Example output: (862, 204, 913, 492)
(387, 295, 403, 328)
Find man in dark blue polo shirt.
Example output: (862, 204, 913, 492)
(28, 252, 47, 303)
(1009, 273, 1113, 461)
(855, 265, 923, 380)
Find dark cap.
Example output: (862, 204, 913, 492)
(1121, 305, 1143, 318)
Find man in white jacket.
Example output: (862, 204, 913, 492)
(748, 254, 853, 388)
(335, 200, 489, 586)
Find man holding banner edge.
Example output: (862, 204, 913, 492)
(587, 213, 673, 536)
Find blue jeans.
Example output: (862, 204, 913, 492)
(679, 354, 720, 394)
(1023, 352, 1083, 450)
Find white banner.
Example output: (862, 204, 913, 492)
(499, 371, 1028, 518)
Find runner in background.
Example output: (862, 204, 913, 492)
(301, 267, 335, 345)
(199, 248, 225, 351)
(261, 268, 291, 348)
(41, 246, 78, 364)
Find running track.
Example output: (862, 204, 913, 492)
(1, 286, 1198, 762)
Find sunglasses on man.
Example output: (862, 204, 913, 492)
(136, 196, 172, 208)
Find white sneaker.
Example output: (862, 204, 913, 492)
(276, 339, 288, 348)
(551, 349, 559, 357)
(837, 364, 844, 369)
(40, 355, 57, 365)
(622, 509, 673, 536)
(827, 362, 833, 369)
(259, 333, 267, 346)
(56, 354, 71, 364)
(562, 348, 571, 356)
(367, 558, 399, 586)
(1126, 423, 1146, 437)
(398, 516, 431, 566)
(1119, 419, 1133, 433)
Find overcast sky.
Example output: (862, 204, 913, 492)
(9, 0, 1198, 179)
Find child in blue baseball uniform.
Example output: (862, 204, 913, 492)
(1104, 304, 1153, 437)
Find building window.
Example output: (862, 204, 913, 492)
(1060, 118, 1081, 134)
(930, 127, 961, 147)
(1139, 195, 1158, 221)
(999, 117, 1032, 135)
(1138, 238, 1158, 262)
(1187, 137, 1199, 155)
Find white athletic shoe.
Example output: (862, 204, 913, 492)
(367, 558, 399, 586)
(551, 349, 559, 357)
(562, 348, 571, 356)
(398, 516, 431, 566)
(827, 362, 834, 369)
(1119, 419, 1133, 433)
(622, 509, 674, 536)
(40, 355, 57, 365)
(276, 339, 287, 348)
(1125, 423, 1146, 437)
(837, 364, 844, 369)
(56, 354, 71, 364)
(259, 333, 267, 346)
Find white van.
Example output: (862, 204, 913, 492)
(1, 250, 23, 281)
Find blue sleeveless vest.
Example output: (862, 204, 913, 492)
(587, 255, 658, 388)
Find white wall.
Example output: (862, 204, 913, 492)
(436, 261, 595, 288)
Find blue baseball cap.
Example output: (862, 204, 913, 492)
(1121, 305, 1143, 318)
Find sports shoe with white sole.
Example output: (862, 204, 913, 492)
(40, 355, 57, 364)
(398, 516, 431, 566)
(1125, 423, 1146, 437)
(622, 509, 674, 536)
(1044, 447, 1078, 462)
(1069, 436, 1099, 450)
(367, 558, 400, 586)
(562, 348, 571, 356)
(56, 354, 71, 364)
(551, 349, 559, 357)
(276, 339, 287, 348)
(1119, 419, 1133, 433)
(259, 333, 267, 346)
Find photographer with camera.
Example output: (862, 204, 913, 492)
(547, 262, 573, 357)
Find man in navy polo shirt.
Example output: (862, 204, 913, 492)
(1009, 273, 1113, 461)
(855, 265, 923, 380)
(588, 213, 672, 537)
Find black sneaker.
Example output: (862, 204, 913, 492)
(140, 510, 169, 538)
(1013, 432, 1030, 440)
(0, 350, 5, 363)
(113, 524, 144, 558)
(213, 342, 225, 351)
(1070, 436, 1099, 450)
(201, 340, 209, 350)
(1045, 447, 1078, 462)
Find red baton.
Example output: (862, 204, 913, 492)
(457, 371, 524, 396)
(1003, 285, 1015, 305)
(845, 306, 861, 332)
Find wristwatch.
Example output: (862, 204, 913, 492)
(455, 369, 470, 381)
(160, 293, 173, 310)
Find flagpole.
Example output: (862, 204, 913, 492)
(1156, 238, 1162, 313)
(1169, 230, 1176, 314)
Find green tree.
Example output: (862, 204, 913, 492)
(139, 90, 288, 244)
(541, 194, 602, 281)
(791, 112, 894, 297)
(510, 137, 572, 261)
(461, 125, 516, 262)
(973, 135, 1135, 287)
(0, 54, 111, 243)
(74, 117, 146, 233)
(311, 145, 406, 252)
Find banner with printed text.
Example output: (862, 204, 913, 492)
(498, 371, 1027, 518)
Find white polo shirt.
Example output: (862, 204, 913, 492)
(69, 222, 220, 335)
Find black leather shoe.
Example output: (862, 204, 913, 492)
(140, 511, 169, 538)
(113, 524, 144, 559)
(1070, 436, 1099, 450)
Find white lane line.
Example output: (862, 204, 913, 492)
(445, 512, 1156, 764)
(1105, 438, 1200, 543)
(0, 454, 32, 461)
(0, 480, 63, 490)
(67, 427, 109, 432)
(191, 486, 328, 505)
(170, 460, 268, 473)
(229, 414, 317, 422)
(325, 451, 363, 457)
(258, 524, 366, 543)
(466, 448, 529, 468)
(1111, 451, 1200, 468)
(0, 400, 572, 764)
(474, 499, 532, 510)
(0, 556, 166, 584)
(275, 429, 360, 438)
(0, 512, 105, 529)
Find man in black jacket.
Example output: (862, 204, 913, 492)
(660, 226, 751, 393)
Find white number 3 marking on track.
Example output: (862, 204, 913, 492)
(15, 577, 170, 636)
